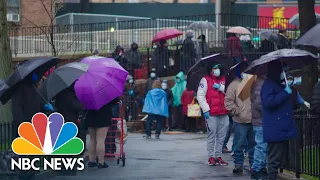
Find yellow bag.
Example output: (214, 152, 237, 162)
(187, 98, 202, 118)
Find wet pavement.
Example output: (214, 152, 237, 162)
(49, 132, 253, 180)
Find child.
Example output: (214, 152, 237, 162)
(181, 88, 197, 132)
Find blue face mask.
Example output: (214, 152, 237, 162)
(31, 73, 38, 84)
(288, 80, 293, 86)
(212, 69, 220, 77)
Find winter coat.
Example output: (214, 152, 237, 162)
(251, 78, 264, 126)
(172, 72, 187, 107)
(225, 78, 252, 124)
(182, 38, 196, 61)
(197, 75, 228, 116)
(181, 89, 196, 116)
(11, 83, 44, 124)
(196, 41, 209, 59)
(227, 36, 242, 57)
(142, 88, 168, 117)
(124, 49, 142, 75)
(152, 46, 169, 76)
(55, 88, 84, 124)
(164, 88, 174, 107)
(124, 82, 139, 102)
(311, 81, 320, 114)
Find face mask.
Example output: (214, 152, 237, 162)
(241, 73, 247, 79)
(161, 84, 167, 90)
(129, 79, 133, 84)
(176, 78, 181, 83)
(280, 72, 285, 80)
(288, 80, 293, 86)
(213, 69, 221, 77)
(150, 73, 156, 78)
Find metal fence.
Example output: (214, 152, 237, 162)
(8, 13, 298, 57)
(281, 108, 320, 179)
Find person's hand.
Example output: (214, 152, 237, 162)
(284, 86, 292, 94)
(213, 83, 220, 89)
(204, 112, 210, 119)
(304, 101, 311, 109)
(129, 90, 134, 95)
(44, 103, 54, 111)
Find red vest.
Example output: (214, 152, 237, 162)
(204, 75, 229, 116)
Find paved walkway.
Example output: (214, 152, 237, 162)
(49, 133, 253, 180)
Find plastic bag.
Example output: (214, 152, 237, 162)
(116, 119, 128, 144)
(187, 98, 201, 118)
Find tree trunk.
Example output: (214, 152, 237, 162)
(0, 0, 13, 123)
(298, 0, 317, 101)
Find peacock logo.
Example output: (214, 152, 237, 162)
(12, 112, 84, 155)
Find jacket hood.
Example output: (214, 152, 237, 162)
(175, 72, 185, 83)
(149, 88, 166, 100)
(131, 42, 138, 51)
(267, 60, 282, 84)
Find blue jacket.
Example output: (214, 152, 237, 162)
(143, 88, 169, 117)
(261, 79, 298, 142)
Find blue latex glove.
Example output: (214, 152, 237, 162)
(204, 112, 210, 119)
(284, 86, 292, 94)
(44, 103, 54, 111)
(213, 83, 220, 89)
(129, 90, 134, 95)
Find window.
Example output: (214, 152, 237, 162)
(6, 0, 20, 7)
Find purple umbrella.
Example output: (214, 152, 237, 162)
(80, 56, 117, 65)
(74, 60, 128, 110)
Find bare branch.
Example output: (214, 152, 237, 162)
(39, 0, 53, 21)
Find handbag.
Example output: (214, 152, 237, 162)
(187, 98, 202, 118)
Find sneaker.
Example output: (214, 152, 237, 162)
(97, 162, 108, 168)
(207, 157, 216, 166)
(222, 147, 232, 153)
(216, 157, 228, 166)
(233, 166, 244, 174)
(251, 171, 263, 180)
(88, 161, 97, 167)
(155, 134, 160, 139)
(260, 168, 268, 177)
(143, 135, 151, 139)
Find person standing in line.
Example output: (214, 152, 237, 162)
(224, 62, 255, 174)
(145, 68, 159, 96)
(181, 87, 197, 132)
(172, 71, 187, 129)
(161, 80, 174, 131)
(227, 33, 242, 65)
(250, 74, 268, 179)
(260, 61, 297, 180)
(277, 29, 291, 49)
(197, 64, 229, 166)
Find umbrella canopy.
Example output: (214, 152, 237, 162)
(289, 13, 320, 27)
(74, 60, 128, 110)
(258, 30, 280, 44)
(152, 28, 183, 43)
(295, 23, 320, 47)
(39, 62, 90, 101)
(0, 79, 9, 98)
(244, 49, 318, 74)
(187, 21, 215, 30)
(80, 56, 117, 65)
(187, 54, 232, 91)
(227, 26, 251, 35)
(0, 57, 61, 104)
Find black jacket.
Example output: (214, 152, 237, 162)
(277, 34, 291, 49)
(311, 82, 320, 114)
(55, 88, 84, 123)
(164, 88, 174, 106)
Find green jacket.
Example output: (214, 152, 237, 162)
(172, 72, 186, 107)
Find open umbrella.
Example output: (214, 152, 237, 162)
(258, 30, 280, 44)
(187, 21, 215, 30)
(295, 23, 320, 47)
(80, 56, 117, 65)
(75, 60, 128, 110)
(39, 62, 90, 101)
(0, 79, 9, 98)
(244, 49, 318, 75)
(187, 54, 232, 91)
(152, 28, 183, 43)
(0, 57, 61, 104)
(289, 13, 320, 27)
(227, 26, 251, 35)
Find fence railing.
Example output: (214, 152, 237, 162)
(281, 108, 320, 179)
(8, 13, 299, 57)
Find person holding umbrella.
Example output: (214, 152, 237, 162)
(161, 80, 174, 131)
(227, 33, 242, 65)
(277, 29, 291, 49)
(181, 30, 196, 74)
(197, 63, 229, 166)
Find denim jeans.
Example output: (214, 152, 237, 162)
(146, 114, 165, 136)
(233, 122, 256, 166)
(223, 116, 233, 149)
(251, 126, 268, 172)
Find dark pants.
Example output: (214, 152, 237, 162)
(233, 122, 256, 167)
(268, 141, 287, 180)
(173, 105, 183, 129)
(146, 114, 165, 136)
(223, 116, 233, 149)
(184, 116, 196, 132)
(167, 106, 172, 130)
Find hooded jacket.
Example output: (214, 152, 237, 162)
(172, 72, 187, 107)
(142, 88, 168, 117)
(261, 61, 297, 142)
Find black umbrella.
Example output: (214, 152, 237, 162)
(0, 79, 9, 98)
(0, 57, 61, 104)
(39, 62, 90, 101)
(225, 61, 250, 92)
(295, 23, 320, 47)
(244, 49, 318, 75)
(258, 30, 280, 45)
(187, 54, 232, 91)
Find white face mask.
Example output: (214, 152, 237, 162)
(241, 73, 247, 79)
(176, 78, 181, 83)
(129, 79, 133, 84)
(161, 84, 167, 90)
(150, 73, 156, 78)
(288, 80, 293, 86)
(213, 69, 220, 77)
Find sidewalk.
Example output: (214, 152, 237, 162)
(49, 133, 253, 180)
